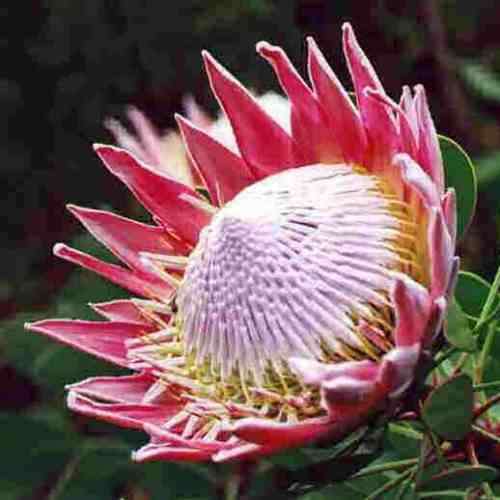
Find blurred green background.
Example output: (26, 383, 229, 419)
(2, 1, 500, 498)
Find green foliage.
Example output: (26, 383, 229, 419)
(422, 375, 474, 441)
(385, 423, 421, 459)
(418, 465, 498, 492)
(445, 298, 476, 351)
(455, 271, 497, 318)
(440, 135, 477, 239)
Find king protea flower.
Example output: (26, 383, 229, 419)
(26, 24, 458, 463)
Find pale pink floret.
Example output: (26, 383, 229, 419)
(26, 23, 458, 463)
(105, 105, 198, 187)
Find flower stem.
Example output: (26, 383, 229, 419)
(224, 474, 240, 500)
(433, 346, 457, 367)
(395, 478, 411, 500)
(473, 424, 500, 444)
(420, 415, 447, 470)
(466, 437, 495, 499)
(351, 458, 418, 480)
(475, 264, 500, 331)
(473, 380, 500, 391)
(47, 452, 82, 500)
(473, 391, 500, 420)
(415, 433, 432, 488)
(222, 461, 256, 500)
(475, 321, 497, 386)
(365, 468, 415, 500)
(450, 352, 470, 377)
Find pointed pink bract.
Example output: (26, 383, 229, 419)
(26, 319, 151, 367)
(414, 85, 445, 193)
(257, 41, 328, 164)
(176, 114, 254, 204)
(67, 392, 178, 429)
(342, 23, 399, 168)
(428, 208, 454, 298)
(203, 51, 301, 177)
(91, 300, 154, 325)
(67, 205, 175, 272)
(307, 36, 367, 164)
(94, 144, 210, 245)
(392, 276, 432, 347)
(67, 373, 157, 404)
(53, 243, 172, 299)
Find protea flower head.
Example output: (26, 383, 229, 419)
(26, 23, 458, 463)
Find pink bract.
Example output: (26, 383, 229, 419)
(27, 23, 458, 463)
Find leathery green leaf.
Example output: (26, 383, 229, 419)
(422, 374, 473, 440)
(445, 298, 476, 351)
(418, 465, 497, 492)
(439, 135, 477, 239)
(455, 271, 497, 318)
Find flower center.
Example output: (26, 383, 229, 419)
(177, 164, 420, 385)
(128, 164, 423, 424)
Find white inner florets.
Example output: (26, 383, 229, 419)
(177, 164, 416, 383)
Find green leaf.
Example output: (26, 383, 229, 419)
(418, 465, 497, 492)
(439, 135, 477, 239)
(265, 451, 379, 496)
(386, 423, 421, 459)
(299, 470, 395, 500)
(479, 325, 500, 407)
(422, 374, 473, 440)
(269, 425, 376, 470)
(419, 493, 478, 498)
(454, 271, 497, 318)
(300, 484, 366, 500)
(445, 298, 476, 351)
(268, 447, 316, 470)
(292, 453, 379, 488)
